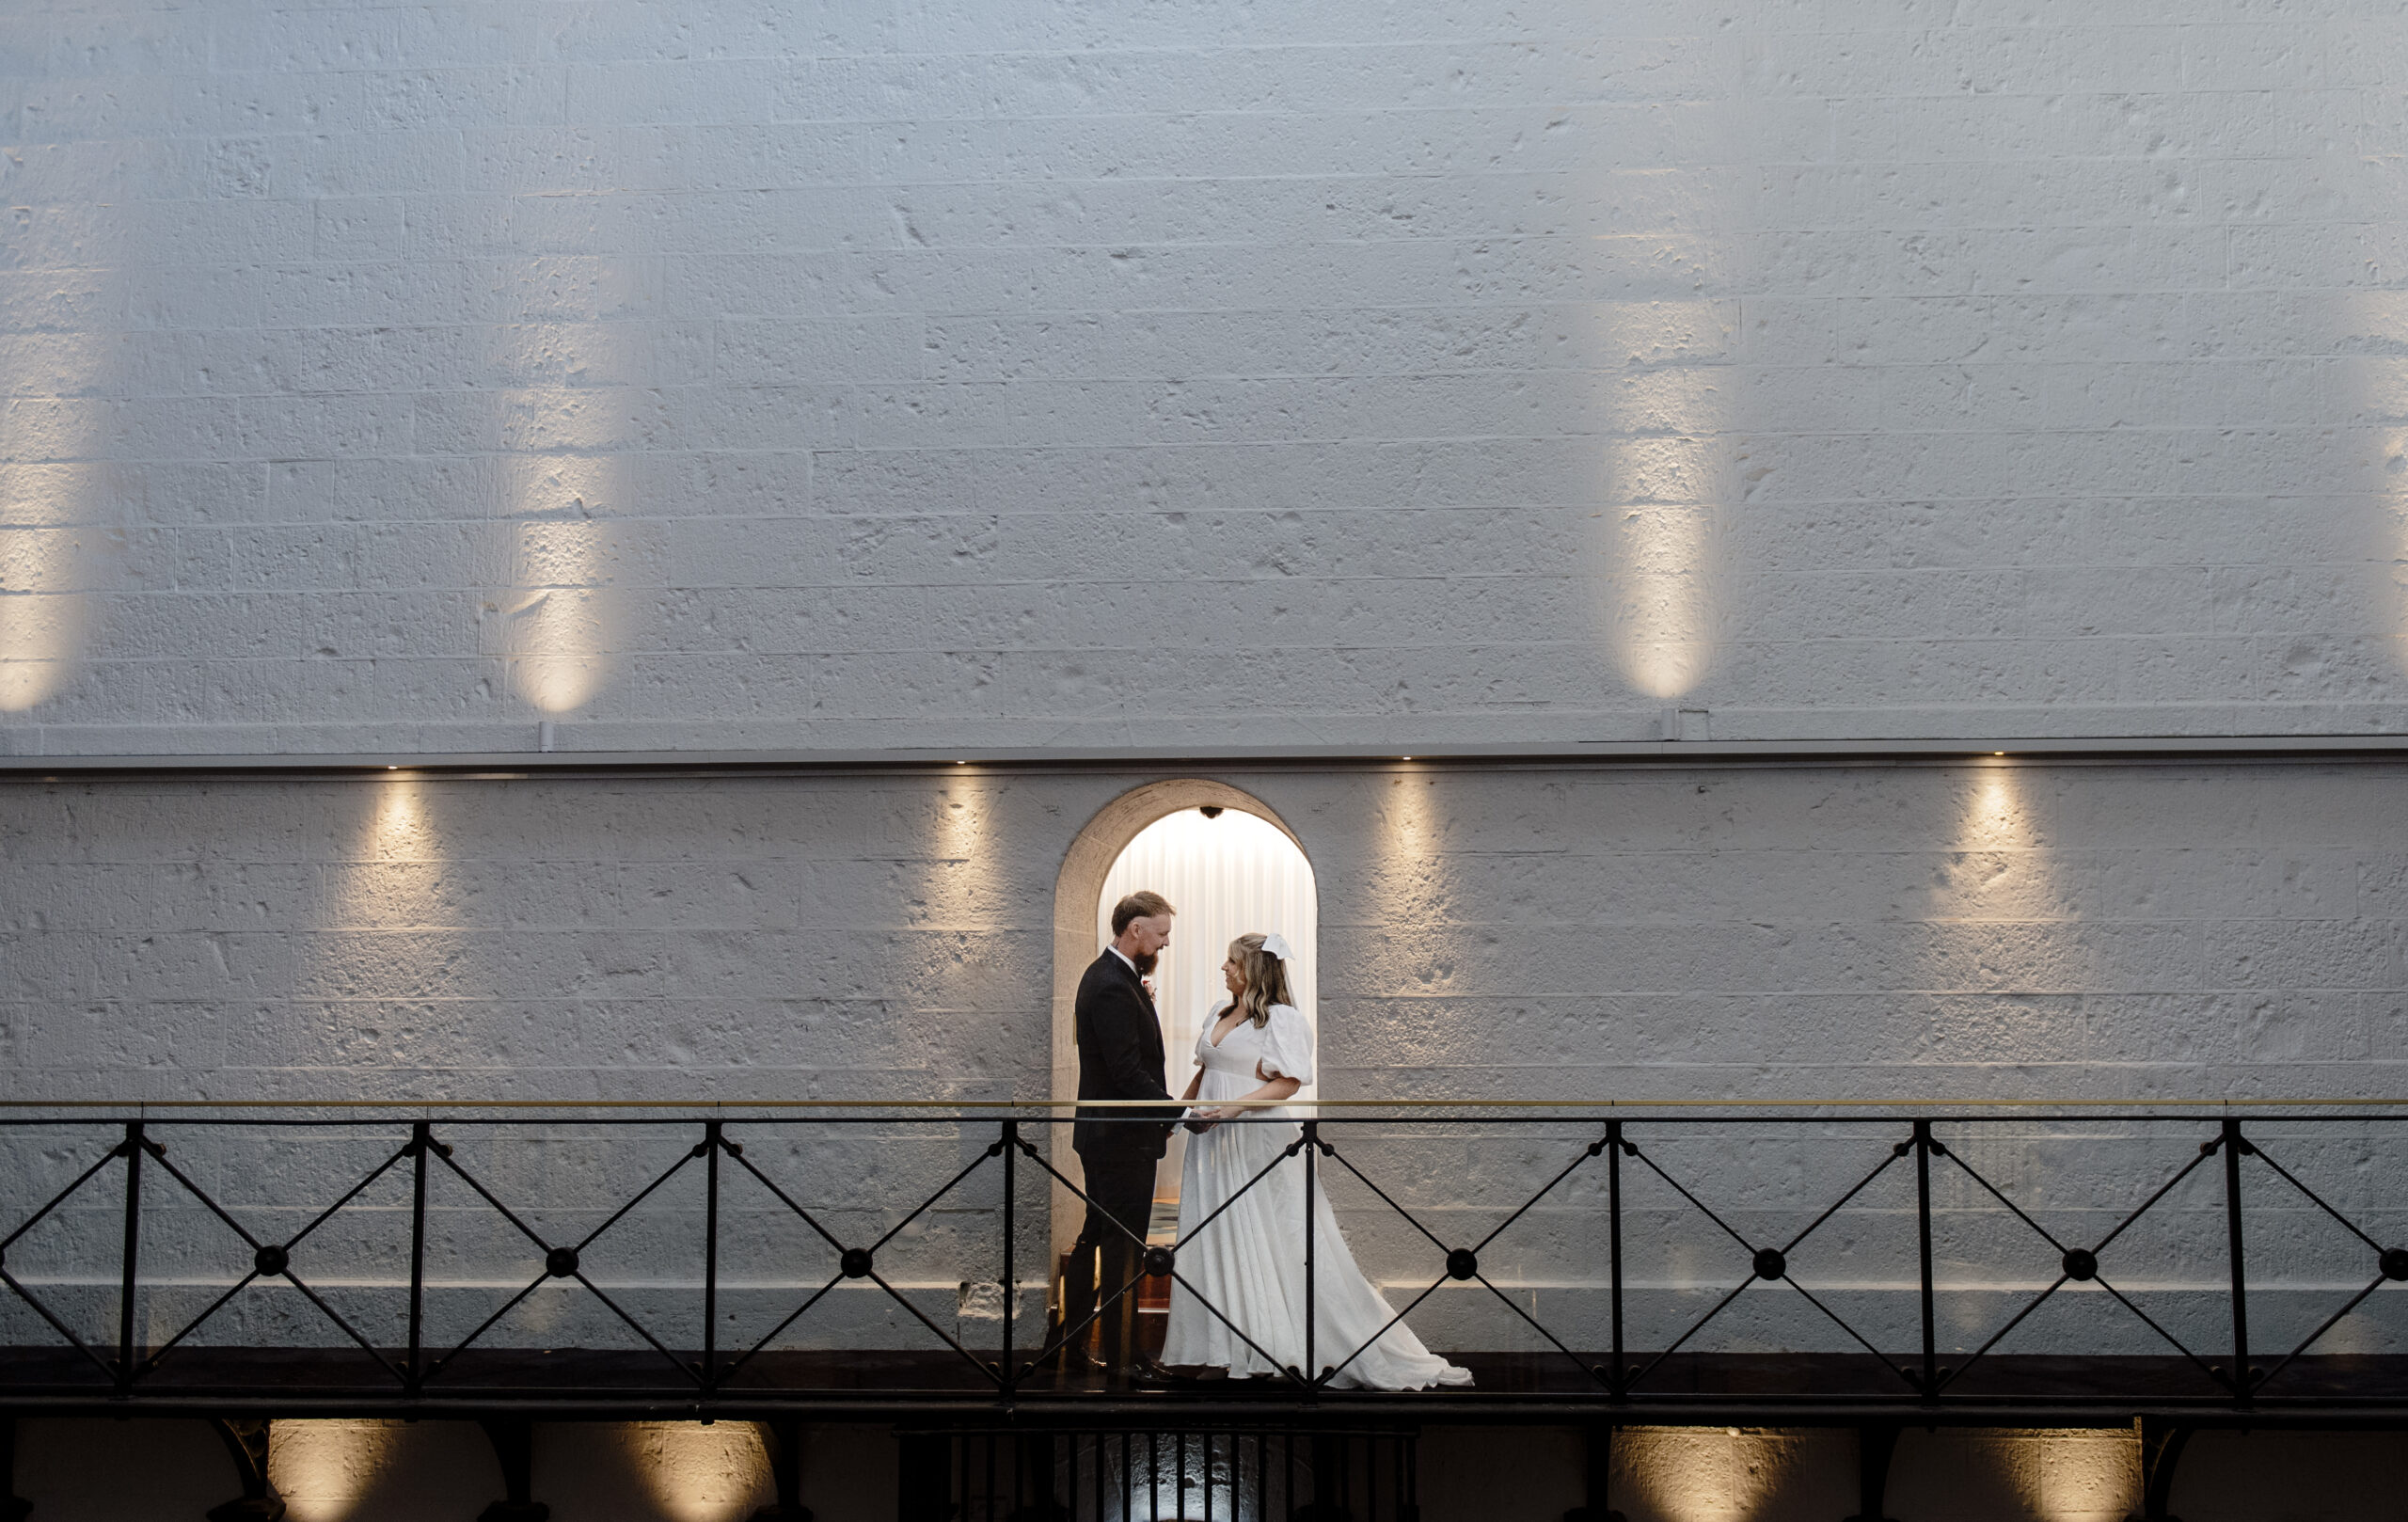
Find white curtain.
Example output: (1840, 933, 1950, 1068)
(1096, 807, 1317, 1102)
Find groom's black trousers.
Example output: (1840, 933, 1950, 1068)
(1062, 1152, 1156, 1365)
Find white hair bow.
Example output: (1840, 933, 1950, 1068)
(1259, 932, 1291, 961)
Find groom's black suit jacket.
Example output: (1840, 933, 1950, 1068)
(1071, 949, 1178, 1159)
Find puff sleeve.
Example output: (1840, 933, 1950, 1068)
(1255, 1005, 1315, 1086)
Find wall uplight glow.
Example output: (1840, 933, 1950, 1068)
(489, 254, 648, 718)
(500, 450, 625, 715)
(2347, 293, 2408, 677)
(619, 1421, 775, 1522)
(1615, 1425, 1788, 1522)
(1594, 301, 1736, 701)
(0, 351, 110, 711)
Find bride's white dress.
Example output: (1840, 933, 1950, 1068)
(1159, 1000, 1472, 1390)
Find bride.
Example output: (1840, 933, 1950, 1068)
(1159, 932, 1471, 1390)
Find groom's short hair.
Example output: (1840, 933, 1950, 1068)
(1111, 890, 1175, 935)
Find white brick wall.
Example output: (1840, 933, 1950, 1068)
(1, 760, 2400, 1357)
(5, 1, 2407, 756)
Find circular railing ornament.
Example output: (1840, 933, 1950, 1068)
(841, 1246, 875, 1279)
(1445, 1247, 1479, 1281)
(1143, 1245, 1175, 1277)
(1751, 1247, 1786, 1281)
(253, 1244, 290, 1277)
(2381, 1247, 2408, 1282)
(546, 1246, 579, 1278)
(2062, 1247, 2099, 1281)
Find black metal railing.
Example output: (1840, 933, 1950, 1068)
(0, 1104, 2403, 1418)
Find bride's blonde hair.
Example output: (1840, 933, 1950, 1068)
(1228, 933, 1294, 1027)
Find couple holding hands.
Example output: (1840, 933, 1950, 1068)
(1063, 890, 1471, 1390)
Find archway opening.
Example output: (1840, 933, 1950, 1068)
(1047, 780, 1318, 1357)
(1099, 803, 1319, 1226)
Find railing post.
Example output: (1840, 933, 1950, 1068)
(1607, 1118, 1625, 1399)
(2222, 1117, 2250, 1407)
(114, 1120, 144, 1394)
(1914, 1118, 1937, 1402)
(1303, 1118, 1319, 1389)
(406, 1120, 430, 1395)
(1001, 1118, 1018, 1396)
(703, 1119, 722, 1395)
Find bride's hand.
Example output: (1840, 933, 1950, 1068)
(1183, 1106, 1227, 1133)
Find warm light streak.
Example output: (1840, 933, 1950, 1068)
(1615, 1426, 1783, 1522)
(2345, 293, 2408, 675)
(499, 451, 626, 715)
(266, 1419, 403, 1522)
(1925, 1427, 2136, 1522)
(493, 293, 638, 716)
(619, 1421, 774, 1522)
(0, 388, 107, 710)
(1595, 302, 1735, 700)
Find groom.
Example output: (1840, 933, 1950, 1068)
(1063, 889, 1179, 1374)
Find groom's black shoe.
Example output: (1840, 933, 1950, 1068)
(1125, 1356, 1186, 1387)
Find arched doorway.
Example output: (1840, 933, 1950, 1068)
(1048, 780, 1317, 1266)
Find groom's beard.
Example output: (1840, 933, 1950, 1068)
(1132, 951, 1160, 975)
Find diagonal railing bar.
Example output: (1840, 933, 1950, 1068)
(0, 1143, 124, 1251)
(278, 1142, 411, 1256)
(267, 1270, 405, 1384)
(866, 1144, 999, 1256)
(2252, 1274, 2393, 1393)
(1169, 1134, 1307, 1254)
(1930, 1130, 2227, 1393)
(129, 1137, 408, 1378)
(1471, 1132, 1613, 1255)
(138, 1140, 262, 1248)
(1779, 1275, 1920, 1390)
(1626, 1144, 1756, 1255)
(570, 1271, 703, 1387)
(1157, 1266, 1314, 1392)
(1937, 1274, 2072, 1393)
(428, 1137, 720, 1382)
(136, 1272, 262, 1373)
(1008, 1135, 1280, 1378)
(430, 1148, 554, 1255)
(1935, 1145, 2071, 1254)
(2092, 1143, 2216, 1259)
(863, 1268, 1005, 1388)
(1468, 1269, 1611, 1387)
(724, 1147, 847, 1254)
(1627, 1277, 1756, 1390)
(572, 1144, 700, 1253)
(1779, 1145, 1904, 1257)
(2241, 1139, 2385, 1254)
(1311, 1130, 1621, 1387)
(719, 1272, 845, 1381)
(1317, 1146, 1450, 1255)
(1317, 1273, 1450, 1388)
(723, 1135, 1005, 1383)
(422, 1272, 551, 1381)
(2094, 1274, 2229, 1391)
(0, 1265, 115, 1380)
(1020, 1257, 1152, 1376)
(1011, 1132, 1316, 1379)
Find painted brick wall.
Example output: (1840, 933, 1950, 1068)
(2, 761, 2400, 1356)
(4, 2, 2406, 756)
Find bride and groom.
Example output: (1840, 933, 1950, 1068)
(1064, 890, 1471, 1390)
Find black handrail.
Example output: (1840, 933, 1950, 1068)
(0, 1107, 2400, 1418)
